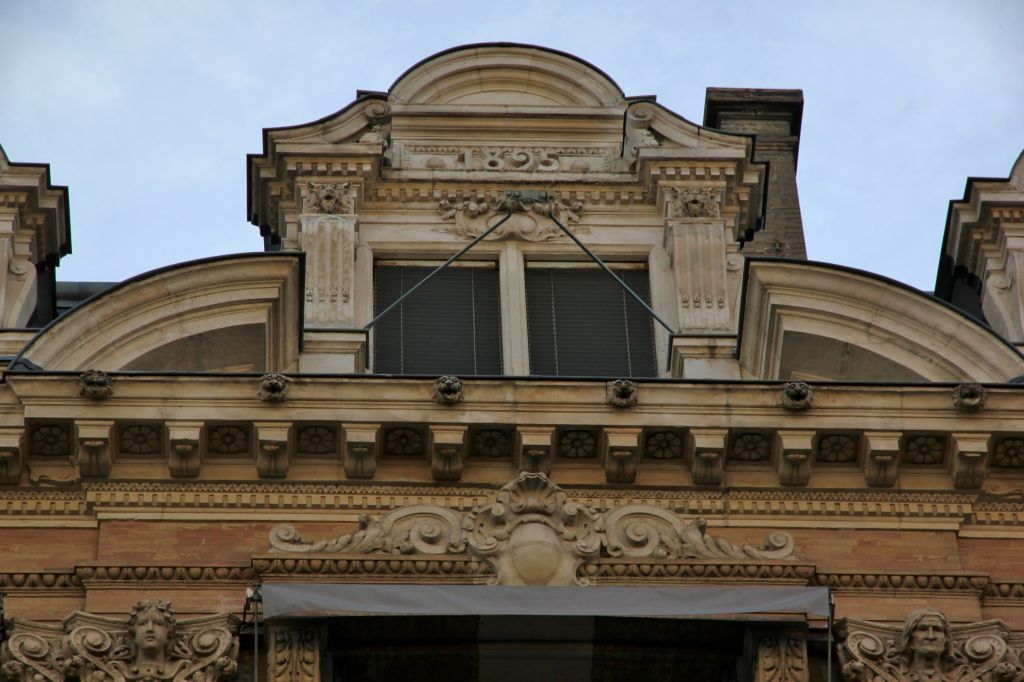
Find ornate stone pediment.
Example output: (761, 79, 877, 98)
(0, 600, 239, 682)
(836, 608, 1024, 681)
(268, 471, 798, 586)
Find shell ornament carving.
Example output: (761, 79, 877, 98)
(836, 608, 1024, 681)
(0, 600, 239, 682)
(267, 472, 799, 586)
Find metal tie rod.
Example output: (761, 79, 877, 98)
(546, 209, 678, 335)
(364, 207, 514, 330)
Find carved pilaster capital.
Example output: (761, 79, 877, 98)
(0, 600, 239, 682)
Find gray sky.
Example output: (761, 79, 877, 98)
(2, 0, 1022, 290)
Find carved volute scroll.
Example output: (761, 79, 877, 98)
(836, 608, 1024, 681)
(267, 472, 799, 586)
(0, 600, 239, 682)
(435, 192, 587, 242)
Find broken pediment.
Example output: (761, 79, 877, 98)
(267, 471, 798, 586)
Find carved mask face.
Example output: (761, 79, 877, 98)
(910, 615, 947, 658)
(133, 610, 171, 658)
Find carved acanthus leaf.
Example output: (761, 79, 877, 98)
(666, 187, 723, 219)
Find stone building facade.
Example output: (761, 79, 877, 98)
(1, 44, 1024, 681)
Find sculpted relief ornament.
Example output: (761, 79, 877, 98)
(435, 193, 588, 242)
(1, 601, 239, 682)
(837, 608, 1024, 682)
(268, 472, 797, 586)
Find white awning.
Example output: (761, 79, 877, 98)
(262, 584, 830, 620)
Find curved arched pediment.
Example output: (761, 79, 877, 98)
(389, 43, 624, 107)
(15, 253, 303, 372)
(738, 259, 1024, 382)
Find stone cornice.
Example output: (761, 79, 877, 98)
(985, 581, 1024, 605)
(252, 555, 493, 582)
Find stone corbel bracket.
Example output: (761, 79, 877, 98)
(862, 431, 900, 487)
(516, 426, 554, 475)
(688, 428, 727, 485)
(429, 425, 466, 481)
(602, 428, 641, 484)
(76, 420, 114, 478)
(775, 430, 814, 486)
(343, 424, 379, 479)
(167, 421, 202, 478)
(256, 422, 290, 479)
(0, 428, 23, 485)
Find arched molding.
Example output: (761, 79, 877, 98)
(389, 43, 624, 107)
(739, 258, 1024, 382)
(15, 253, 303, 371)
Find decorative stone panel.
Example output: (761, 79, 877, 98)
(269, 627, 320, 682)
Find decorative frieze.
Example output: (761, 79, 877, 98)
(836, 608, 1024, 681)
(267, 472, 799, 586)
(398, 144, 615, 173)
(644, 430, 684, 460)
(0, 600, 239, 682)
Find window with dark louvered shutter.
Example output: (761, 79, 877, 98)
(373, 264, 502, 375)
(525, 267, 656, 377)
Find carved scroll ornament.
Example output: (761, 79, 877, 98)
(837, 608, 1024, 681)
(269, 472, 798, 586)
(1, 600, 239, 682)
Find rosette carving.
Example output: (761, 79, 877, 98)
(602, 506, 796, 560)
(0, 601, 239, 682)
(837, 609, 1024, 681)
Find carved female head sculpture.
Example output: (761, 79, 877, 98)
(129, 600, 176, 666)
(900, 608, 952, 672)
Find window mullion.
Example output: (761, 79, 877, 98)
(499, 243, 530, 375)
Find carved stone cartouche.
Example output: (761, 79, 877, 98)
(836, 608, 1024, 682)
(0, 600, 239, 682)
(268, 472, 798, 586)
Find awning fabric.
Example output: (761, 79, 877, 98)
(262, 584, 830, 620)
